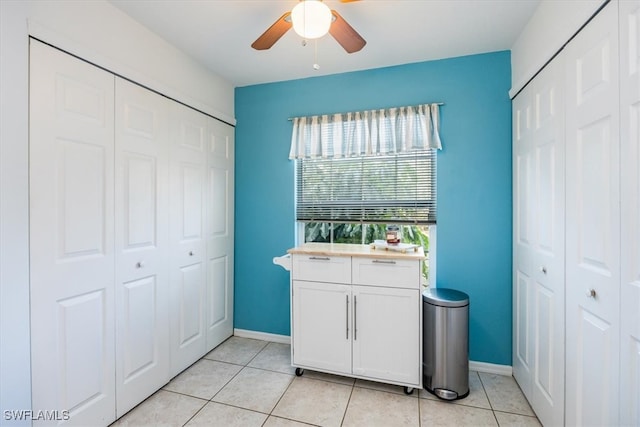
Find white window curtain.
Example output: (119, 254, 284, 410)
(289, 103, 442, 159)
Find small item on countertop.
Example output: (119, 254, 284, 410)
(386, 225, 401, 245)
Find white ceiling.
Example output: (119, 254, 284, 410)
(109, 0, 540, 88)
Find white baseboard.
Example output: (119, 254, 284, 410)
(234, 328, 291, 344)
(234, 329, 513, 377)
(469, 360, 513, 376)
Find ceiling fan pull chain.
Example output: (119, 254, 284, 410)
(313, 39, 320, 70)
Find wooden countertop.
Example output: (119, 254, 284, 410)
(287, 242, 426, 260)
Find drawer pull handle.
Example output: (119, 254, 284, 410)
(309, 256, 330, 261)
(372, 259, 396, 264)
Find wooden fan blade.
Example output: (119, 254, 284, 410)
(329, 10, 366, 53)
(251, 12, 292, 50)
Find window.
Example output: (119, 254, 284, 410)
(295, 151, 436, 224)
(295, 151, 437, 286)
(300, 222, 434, 286)
(290, 104, 442, 286)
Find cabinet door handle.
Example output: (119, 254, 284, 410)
(346, 295, 349, 340)
(372, 259, 396, 264)
(354, 295, 357, 341)
(309, 256, 330, 261)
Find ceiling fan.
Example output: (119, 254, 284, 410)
(251, 0, 366, 54)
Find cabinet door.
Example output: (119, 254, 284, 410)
(352, 285, 420, 386)
(620, 1, 640, 425)
(565, 3, 620, 426)
(29, 40, 116, 426)
(205, 118, 235, 350)
(114, 78, 171, 417)
(169, 102, 208, 375)
(291, 281, 352, 375)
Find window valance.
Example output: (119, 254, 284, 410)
(289, 103, 443, 160)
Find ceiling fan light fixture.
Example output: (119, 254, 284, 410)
(291, 0, 332, 40)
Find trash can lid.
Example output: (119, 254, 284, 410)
(422, 287, 469, 307)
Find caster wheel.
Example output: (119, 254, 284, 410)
(295, 368, 304, 377)
(403, 387, 414, 395)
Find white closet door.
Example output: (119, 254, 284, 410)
(29, 40, 116, 426)
(531, 57, 566, 427)
(513, 80, 535, 398)
(114, 78, 171, 417)
(565, 3, 621, 426)
(620, 1, 640, 425)
(513, 57, 565, 427)
(205, 118, 235, 350)
(169, 102, 208, 375)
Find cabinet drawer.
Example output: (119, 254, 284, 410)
(292, 254, 351, 284)
(352, 257, 420, 289)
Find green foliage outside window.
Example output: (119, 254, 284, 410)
(304, 222, 430, 283)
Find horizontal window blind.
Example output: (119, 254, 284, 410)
(296, 151, 437, 225)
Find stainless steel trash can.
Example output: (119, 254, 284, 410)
(422, 287, 469, 400)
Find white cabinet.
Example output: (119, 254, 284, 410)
(291, 280, 352, 375)
(351, 284, 420, 385)
(289, 244, 422, 391)
(29, 40, 234, 426)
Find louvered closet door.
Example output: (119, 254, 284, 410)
(512, 57, 565, 427)
(620, 1, 640, 425)
(169, 102, 208, 375)
(29, 40, 116, 426)
(205, 118, 235, 349)
(565, 2, 620, 426)
(114, 78, 171, 417)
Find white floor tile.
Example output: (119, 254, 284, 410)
(212, 366, 293, 413)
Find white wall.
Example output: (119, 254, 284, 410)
(0, 1, 235, 424)
(0, 2, 31, 426)
(510, 0, 606, 98)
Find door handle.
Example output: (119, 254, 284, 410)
(346, 295, 349, 340)
(354, 295, 357, 341)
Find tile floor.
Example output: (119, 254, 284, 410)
(112, 337, 541, 427)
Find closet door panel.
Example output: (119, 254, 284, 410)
(565, 3, 620, 425)
(115, 78, 170, 417)
(29, 39, 116, 426)
(513, 56, 565, 427)
(169, 103, 208, 375)
(205, 119, 235, 349)
(620, 1, 640, 425)
(513, 85, 534, 398)
(531, 58, 565, 427)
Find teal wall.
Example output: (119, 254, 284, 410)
(234, 51, 513, 365)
